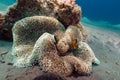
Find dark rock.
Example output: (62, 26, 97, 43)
(34, 72, 66, 80)
(0, 60, 5, 63)
(115, 62, 119, 65)
(7, 63, 13, 65)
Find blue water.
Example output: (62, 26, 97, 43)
(76, 0, 120, 32)
(0, 0, 120, 31)
(76, 0, 120, 25)
(0, 0, 15, 5)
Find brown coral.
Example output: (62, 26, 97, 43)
(54, 1, 81, 27)
(10, 0, 100, 77)
(0, 0, 81, 41)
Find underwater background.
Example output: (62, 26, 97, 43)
(0, 0, 120, 30)
(0, 0, 120, 80)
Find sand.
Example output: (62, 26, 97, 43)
(0, 23, 120, 80)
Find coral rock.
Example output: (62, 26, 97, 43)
(0, 0, 81, 41)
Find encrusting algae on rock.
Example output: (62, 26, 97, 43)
(0, 0, 100, 77)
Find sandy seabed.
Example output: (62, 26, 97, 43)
(0, 23, 120, 80)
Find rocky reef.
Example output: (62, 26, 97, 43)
(12, 18, 99, 75)
(0, 13, 3, 23)
(1, 0, 100, 77)
(0, 0, 81, 41)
